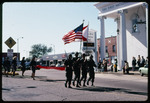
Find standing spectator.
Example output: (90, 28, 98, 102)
(132, 57, 136, 71)
(80, 53, 88, 87)
(137, 55, 141, 67)
(124, 61, 129, 74)
(3, 57, 7, 75)
(111, 63, 113, 72)
(87, 55, 97, 86)
(30, 57, 37, 80)
(3, 57, 11, 77)
(12, 56, 17, 76)
(72, 52, 81, 87)
(141, 56, 145, 67)
(104, 59, 107, 72)
(97, 60, 102, 72)
(145, 57, 148, 65)
(114, 59, 117, 72)
(21, 57, 26, 76)
(101, 59, 105, 72)
(64, 54, 73, 88)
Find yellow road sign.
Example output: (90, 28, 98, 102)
(5, 37, 16, 49)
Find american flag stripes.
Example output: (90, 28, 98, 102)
(62, 23, 83, 44)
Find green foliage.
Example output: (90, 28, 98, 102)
(29, 44, 52, 58)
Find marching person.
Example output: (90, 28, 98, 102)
(87, 55, 97, 86)
(12, 56, 17, 76)
(21, 57, 26, 76)
(72, 52, 81, 87)
(30, 56, 37, 80)
(79, 53, 88, 87)
(64, 54, 73, 88)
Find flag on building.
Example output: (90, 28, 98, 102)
(62, 23, 83, 44)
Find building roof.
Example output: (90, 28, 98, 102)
(41, 52, 72, 61)
(94, 2, 144, 19)
(97, 35, 116, 40)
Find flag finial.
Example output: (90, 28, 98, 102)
(83, 19, 85, 23)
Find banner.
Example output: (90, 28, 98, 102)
(36, 65, 65, 71)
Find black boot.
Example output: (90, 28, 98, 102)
(72, 81, 75, 86)
(87, 80, 89, 85)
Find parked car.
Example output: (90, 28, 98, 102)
(56, 63, 61, 67)
(17, 61, 22, 69)
(50, 64, 55, 67)
(25, 62, 30, 70)
(138, 64, 148, 76)
(61, 64, 65, 67)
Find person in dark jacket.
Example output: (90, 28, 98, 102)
(79, 53, 88, 87)
(132, 57, 136, 71)
(3, 57, 11, 77)
(21, 57, 26, 76)
(12, 56, 17, 76)
(64, 54, 73, 88)
(98, 60, 102, 72)
(137, 55, 141, 67)
(141, 56, 145, 67)
(30, 57, 37, 80)
(114, 59, 117, 72)
(72, 52, 81, 87)
(87, 55, 97, 86)
(104, 59, 107, 72)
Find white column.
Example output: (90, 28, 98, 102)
(118, 10, 127, 69)
(114, 18, 120, 70)
(94, 31, 98, 65)
(143, 3, 148, 52)
(98, 16, 106, 62)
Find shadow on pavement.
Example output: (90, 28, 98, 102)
(3, 75, 66, 82)
(72, 86, 147, 96)
(39, 79, 66, 82)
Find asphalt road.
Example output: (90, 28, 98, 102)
(2, 69, 148, 101)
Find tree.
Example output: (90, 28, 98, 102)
(29, 44, 52, 58)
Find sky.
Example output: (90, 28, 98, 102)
(2, 2, 117, 59)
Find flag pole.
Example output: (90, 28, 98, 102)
(80, 20, 84, 53)
(86, 22, 89, 55)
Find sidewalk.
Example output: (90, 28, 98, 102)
(95, 68, 140, 75)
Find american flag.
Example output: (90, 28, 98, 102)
(62, 23, 83, 44)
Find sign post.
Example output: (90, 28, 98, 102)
(7, 49, 13, 61)
(5, 37, 16, 49)
(5, 37, 16, 61)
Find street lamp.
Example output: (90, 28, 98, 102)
(17, 37, 23, 66)
(50, 44, 55, 55)
(23, 50, 29, 58)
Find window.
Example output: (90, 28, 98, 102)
(112, 45, 116, 52)
(105, 46, 108, 53)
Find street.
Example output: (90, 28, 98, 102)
(2, 69, 148, 101)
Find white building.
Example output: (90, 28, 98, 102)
(94, 2, 148, 70)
